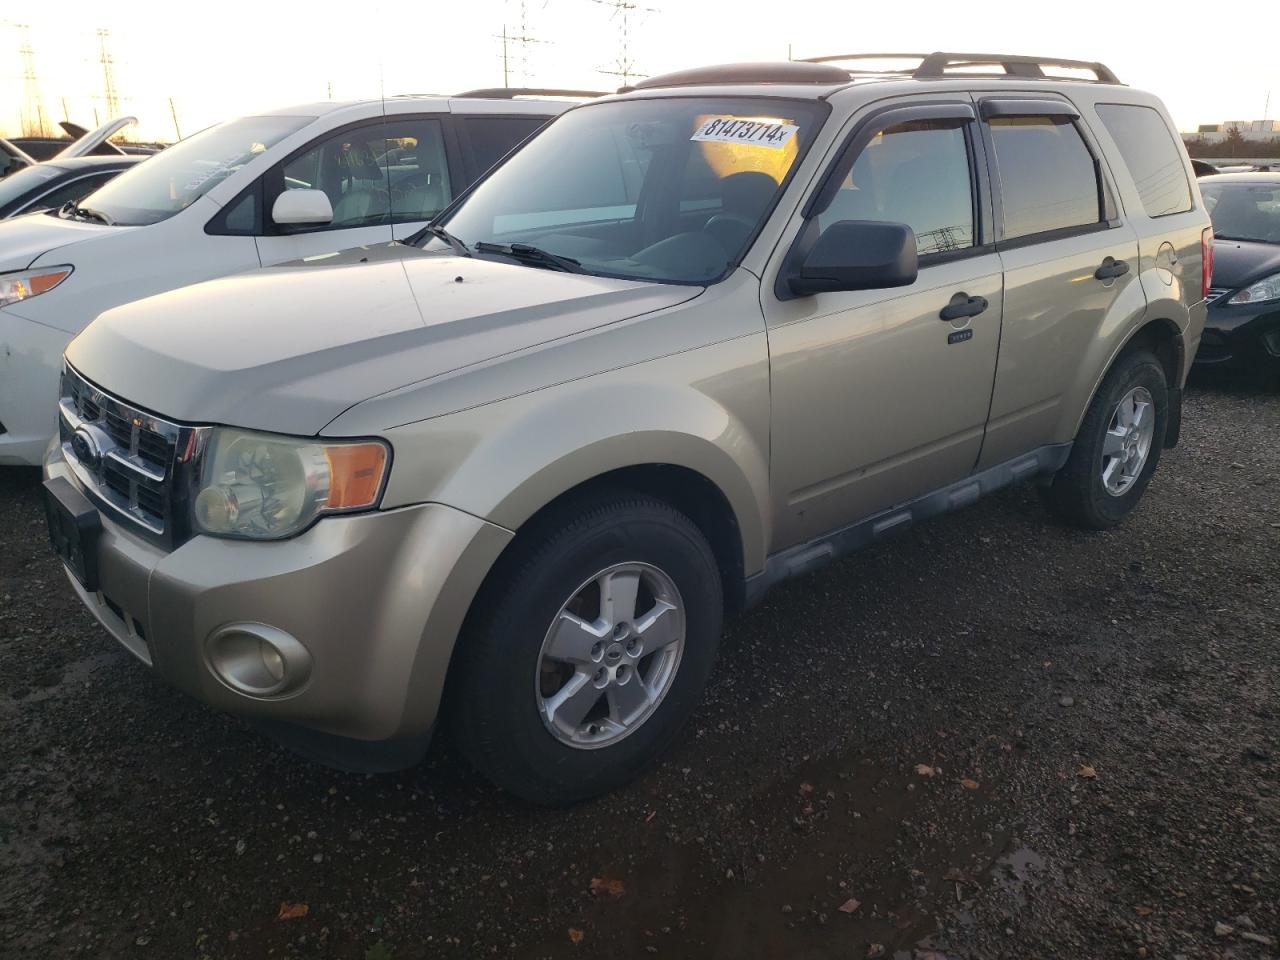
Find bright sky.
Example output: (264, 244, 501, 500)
(2, 1, 1276, 142)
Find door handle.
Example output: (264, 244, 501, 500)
(939, 293, 988, 322)
(1094, 256, 1130, 280)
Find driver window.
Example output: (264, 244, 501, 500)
(819, 119, 975, 256)
(280, 119, 450, 231)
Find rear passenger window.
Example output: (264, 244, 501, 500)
(464, 116, 549, 175)
(819, 119, 975, 256)
(988, 117, 1101, 240)
(1094, 104, 1192, 217)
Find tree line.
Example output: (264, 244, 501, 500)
(1182, 129, 1280, 159)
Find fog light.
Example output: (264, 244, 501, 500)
(206, 623, 311, 697)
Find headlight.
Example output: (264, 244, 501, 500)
(193, 428, 390, 540)
(1228, 271, 1280, 305)
(0, 265, 73, 308)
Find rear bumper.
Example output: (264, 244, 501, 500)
(44, 445, 513, 761)
(1195, 301, 1280, 366)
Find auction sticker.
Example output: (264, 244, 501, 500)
(691, 117, 798, 149)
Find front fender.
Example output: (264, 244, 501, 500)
(373, 336, 773, 576)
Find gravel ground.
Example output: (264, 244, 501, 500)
(1, 373, 1277, 960)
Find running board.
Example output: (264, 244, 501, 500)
(744, 443, 1072, 607)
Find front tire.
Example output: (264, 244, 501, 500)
(450, 493, 723, 805)
(1040, 348, 1169, 529)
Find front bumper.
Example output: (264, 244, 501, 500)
(44, 445, 513, 762)
(1196, 299, 1280, 367)
(0, 309, 72, 466)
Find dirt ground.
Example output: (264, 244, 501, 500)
(1, 372, 1277, 960)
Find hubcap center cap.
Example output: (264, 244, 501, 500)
(606, 643, 624, 662)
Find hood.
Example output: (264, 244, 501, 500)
(1212, 239, 1280, 292)
(67, 244, 701, 436)
(0, 211, 123, 272)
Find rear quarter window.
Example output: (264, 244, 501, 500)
(1094, 103, 1193, 218)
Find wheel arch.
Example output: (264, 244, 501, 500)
(1071, 315, 1186, 447)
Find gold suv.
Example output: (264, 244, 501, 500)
(44, 53, 1210, 803)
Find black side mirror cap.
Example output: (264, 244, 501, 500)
(786, 219, 919, 297)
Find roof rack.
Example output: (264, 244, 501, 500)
(454, 87, 606, 99)
(799, 52, 1121, 85)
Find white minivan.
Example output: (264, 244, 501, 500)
(0, 91, 585, 465)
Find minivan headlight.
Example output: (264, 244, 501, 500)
(0, 265, 73, 308)
(193, 428, 390, 540)
(1228, 272, 1280, 305)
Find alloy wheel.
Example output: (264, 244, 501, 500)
(1101, 385, 1156, 497)
(535, 562, 685, 749)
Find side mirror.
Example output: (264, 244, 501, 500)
(788, 220, 918, 297)
(271, 189, 333, 227)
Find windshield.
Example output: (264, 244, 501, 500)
(0, 164, 60, 208)
(435, 97, 826, 284)
(79, 115, 313, 226)
(1201, 181, 1280, 244)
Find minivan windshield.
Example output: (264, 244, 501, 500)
(77, 115, 313, 226)
(1201, 180, 1280, 244)
(433, 97, 826, 284)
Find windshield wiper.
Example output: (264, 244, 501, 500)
(474, 241, 584, 274)
(422, 224, 471, 257)
(58, 201, 115, 225)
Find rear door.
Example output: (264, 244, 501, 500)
(764, 100, 1004, 548)
(976, 97, 1143, 469)
(1090, 100, 1205, 331)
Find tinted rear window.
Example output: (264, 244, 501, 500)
(464, 116, 549, 175)
(989, 116, 1101, 240)
(1095, 104, 1192, 218)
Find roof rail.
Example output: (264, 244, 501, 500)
(799, 51, 1122, 85)
(454, 87, 605, 99)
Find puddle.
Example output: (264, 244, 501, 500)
(515, 749, 1020, 960)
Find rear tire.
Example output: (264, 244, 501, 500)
(1040, 349, 1169, 529)
(450, 492, 722, 805)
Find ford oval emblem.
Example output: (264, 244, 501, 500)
(71, 427, 102, 471)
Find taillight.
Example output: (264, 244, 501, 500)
(1201, 227, 1214, 300)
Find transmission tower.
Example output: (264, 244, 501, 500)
(497, 0, 547, 87)
(98, 28, 121, 119)
(591, 0, 657, 86)
(18, 24, 49, 137)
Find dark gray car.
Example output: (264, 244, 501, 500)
(0, 155, 142, 219)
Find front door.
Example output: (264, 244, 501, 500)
(764, 102, 1003, 548)
(255, 117, 453, 264)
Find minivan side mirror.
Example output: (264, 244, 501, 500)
(271, 189, 334, 227)
(787, 220, 918, 297)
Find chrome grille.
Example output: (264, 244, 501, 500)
(59, 364, 208, 545)
(1205, 287, 1232, 306)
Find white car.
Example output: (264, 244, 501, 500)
(0, 91, 585, 465)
